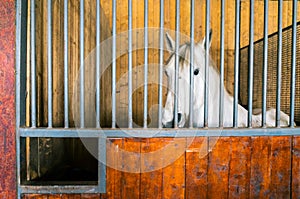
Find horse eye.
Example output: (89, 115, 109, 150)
(194, 69, 199, 76)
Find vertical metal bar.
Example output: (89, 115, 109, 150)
(290, 0, 297, 127)
(96, 0, 101, 128)
(219, 0, 225, 127)
(233, 0, 240, 128)
(158, 0, 164, 128)
(98, 137, 106, 192)
(16, 0, 28, 197)
(31, 0, 36, 128)
(189, 0, 195, 128)
(247, 0, 254, 127)
(262, 0, 268, 127)
(64, 0, 69, 128)
(204, 0, 210, 127)
(112, 0, 117, 128)
(80, 0, 85, 128)
(47, 0, 52, 128)
(128, 0, 133, 128)
(174, 0, 180, 128)
(143, 0, 149, 128)
(276, 0, 282, 127)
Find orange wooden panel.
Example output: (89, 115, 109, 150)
(185, 137, 208, 199)
(140, 138, 164, 199)
(162, 138, 186, 199)
(120, 138, 141, 199)
(270, 136, 292, 198)
(292, 136, 300, 198)
(207, 137, 231, 199)
(106, 138, 123, 199)
(250, 137, 271, 198)
(80, 194, 101, 198)
(228, 137, 251, 198)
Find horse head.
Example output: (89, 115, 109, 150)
(162, 31, 212, 128)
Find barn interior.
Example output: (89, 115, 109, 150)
(21, 0, 300, 185)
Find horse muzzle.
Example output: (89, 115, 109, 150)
(162, 113, 185, 128)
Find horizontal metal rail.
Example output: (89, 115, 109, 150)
(19, 127, 300, 138)
(20, 185, 100, 194)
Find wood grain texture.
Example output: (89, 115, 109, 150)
(185, 137, 208, 199)
(270, 136, 292, 198)
(22, 136, 300, 198)
(207, 137, 231, 199)
(250, 137, 271, 198)
(228, 137, 251, 199)
(140, 138, 164, 199)
(162, 138, 186, 199)
(292, 136, 300, 199)
(0, 0, 16, 198)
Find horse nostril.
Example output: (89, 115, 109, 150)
(178, 113, 182, 123)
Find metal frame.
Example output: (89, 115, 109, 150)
(16, 0, 299, 197)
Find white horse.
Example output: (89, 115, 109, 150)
(162, 32, 291, 128)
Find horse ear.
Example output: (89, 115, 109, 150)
(165, 32, 175, 52)
(202, 29, 212, 49)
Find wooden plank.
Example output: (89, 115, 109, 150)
(120, 138, 141, 199)
(185, 137, 208, 199)
(162, 138, 186, 199)
(250, 136, 271, 198)
(292, 136, 300, 199)
(270, 136, 292, 198)
(207, 137, 231, 199)
(228, 137, 251, 198)
(106, 138, 123, 199)
(140, 138, 164, 199)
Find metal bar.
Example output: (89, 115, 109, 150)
(247, 0, 254, 127)
(64, 0, 69, 128)
(31, 0, 36, 128)
(219, 0, 225, 127)
(174, 0, 180, 128)
(143, 0, 149, 128)
(80, 0, 85, 128)
(98, 137, 106, 192)
(128, 0, 133, 128)
(262, 0, 268, 127)
(158, 0, 164, 128)
(20, 185, 101, 194)
(19, 127, 300, 138)
(189, 0, 195, 128)
(47, 0, 52, 128)
(233, 0, 240, 128)
(204, 0, 210, 127)
(112, 0, 117, 128)
(96, 0, 101, 128)
(290, 0, 297, 127)
(16, 1, 28, 197)
(16, 0, 28, 128)
(276, 0, 282, 127)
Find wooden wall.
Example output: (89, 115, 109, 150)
(23, 136, 300, 198)
(0, 0, 16, 197)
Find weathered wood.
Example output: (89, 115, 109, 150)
(185, 137, 208, 199)
(120, 138, 141, 199)
(292, 136, 300, 199)
(106, 138, 123, 199)
(140, 138, 164, 199)
(23, 136, 300, 198)
(270, 136, 292, 198)
(250, 137, 271, 198)
(207, 137, 231, 199)
(162, 138, 186, 199)
(228, 137, 251, 198)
